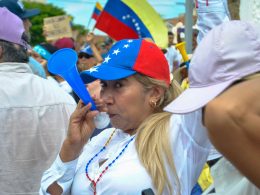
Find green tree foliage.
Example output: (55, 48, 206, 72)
(23, 1, 87, 46)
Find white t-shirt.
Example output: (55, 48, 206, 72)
(164, 46, 181, 72)
(40, 110, 211, 195)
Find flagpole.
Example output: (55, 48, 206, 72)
(87, 2, 97, 30)
(86, 17, 92, 30)
(92, 25, 96, 33)
(92, 15, 97, 33)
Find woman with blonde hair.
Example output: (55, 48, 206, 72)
(40, 38, 210, 195)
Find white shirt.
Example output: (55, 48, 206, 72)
(195, 0, 230, 162)
(0, 62, 76, 194)
(40, 110, 211, 195)
(59, 80, 73, 94)
(164, 46, 182, 72)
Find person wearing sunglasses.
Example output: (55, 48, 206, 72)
(77, 33, 103, 72)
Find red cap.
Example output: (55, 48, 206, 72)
(54, 37, 75, 49)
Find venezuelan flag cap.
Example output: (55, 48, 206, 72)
(80, 39, 170, 85)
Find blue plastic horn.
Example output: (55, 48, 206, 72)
(48, 48, 97, 110)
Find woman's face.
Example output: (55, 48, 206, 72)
(100, 76, 154, 132)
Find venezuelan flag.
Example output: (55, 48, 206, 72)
(91, 2, 103, 21)
(95, 0, 167, 48)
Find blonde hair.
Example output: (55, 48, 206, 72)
(134, 73, 182, 195)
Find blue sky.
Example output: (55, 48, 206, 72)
(47, 0, 185, 33)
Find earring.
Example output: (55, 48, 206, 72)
(150, 99, 157, 108)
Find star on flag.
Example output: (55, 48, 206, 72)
(112, 49, 120, 55)
(123, 44, 129, 48)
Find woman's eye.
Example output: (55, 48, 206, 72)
(100, 82, 107, 88)
(115, 82, 122, 88)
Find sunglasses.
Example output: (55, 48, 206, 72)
(78, 53, 93, 59)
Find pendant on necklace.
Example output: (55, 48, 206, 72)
(90, 182, 97, 195)
(90, 182, 95, 191)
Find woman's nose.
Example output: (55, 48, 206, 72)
(101, 91, 113, 105)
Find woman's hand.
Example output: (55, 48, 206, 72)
(60, 101, 99, 162)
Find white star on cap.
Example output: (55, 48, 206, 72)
(112, 49, 120, 55)
(104, 55, 111, 63)
(127, 40, 133, 43)
(88, 66, 99, 73)
(123, 44, 129, 48)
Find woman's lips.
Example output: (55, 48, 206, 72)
(108, 113, 116, 118)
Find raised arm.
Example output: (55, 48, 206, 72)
(86, 32, 103, 63)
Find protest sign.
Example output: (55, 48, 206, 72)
(44, 15, 73, 41)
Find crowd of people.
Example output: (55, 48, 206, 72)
(0, 0, 259, 194)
